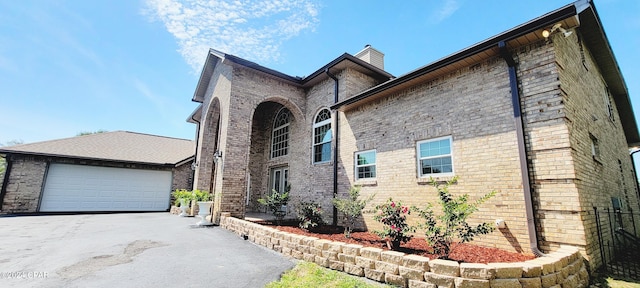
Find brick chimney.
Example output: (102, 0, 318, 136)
(355, 44, 385, 70)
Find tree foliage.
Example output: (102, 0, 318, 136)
(414, 177, 496, 258)
(0, 140, 24, 177)
(332, 186, 373, 238)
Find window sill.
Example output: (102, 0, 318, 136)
(355, 179, 377, 186)
(312, 161, 332, 166)
(417, 175, 456, 185)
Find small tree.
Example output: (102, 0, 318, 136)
(373, 198, 414, 250)
(414, 177, 496, 258)
(258, 185, 290, 224)
(332, 186, 373, 238)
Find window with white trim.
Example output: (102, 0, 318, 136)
(271, 108, 290, 158)
(355, 150, 376, 180)
(313, 109, 332, 163)
(417, 136, 453, 177)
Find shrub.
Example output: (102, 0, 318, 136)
(258, 185, 290, 223)
(373, 198, 414, 250)
(193, 189, 212, 202)
(296, 201, 325, 231)
(171, 189, 194, 206)
(414, 177, 496, 258)
(332, 186, 374, 238)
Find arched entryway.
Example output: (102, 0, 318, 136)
(246, 99, 303, 213)
(194, 98, 221, 193)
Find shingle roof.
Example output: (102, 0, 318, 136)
(0, 131, 195, 166)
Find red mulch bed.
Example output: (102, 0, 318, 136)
(264, 223, 535, 263)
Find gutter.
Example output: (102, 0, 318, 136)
(0, 154, 12, 209)
(630, 149, 640, 210)
(326, 68, 339, 226)
(331, 2, 578, 111)
(498, 41, 546, 257)
(190, 112, 201, 190)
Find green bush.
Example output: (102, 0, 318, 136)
(193, 189, 212, 202)
(258, 185, 290, 223)
(296, 201, 325, 231)
(171, 189, 194, 206)
(332, 186, 373, 238)
(413, 177, 496, 258)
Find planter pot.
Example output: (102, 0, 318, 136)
(196, 201, 214, 226)
(179, 199, 189, 217)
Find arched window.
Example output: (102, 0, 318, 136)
(271, 108, 290, 158)
(313, 109, 332, 163)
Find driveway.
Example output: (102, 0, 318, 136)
(0, 213, 296, 288)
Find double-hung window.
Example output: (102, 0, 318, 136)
(313, 109, 332, 163)
(355, 150, 376, 180)
(417, 136, 453, 177)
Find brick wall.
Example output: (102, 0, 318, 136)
(338, 57, 531, 253)
(0, 155, 47, 213)
(552, 31, 639, 269)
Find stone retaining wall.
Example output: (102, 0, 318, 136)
(220, 214, 589, 288)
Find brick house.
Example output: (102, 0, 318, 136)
(189, 1, 638, 268)
(0, 131, 194, 213)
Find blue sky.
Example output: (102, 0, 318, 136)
(1, 0, 638, 147)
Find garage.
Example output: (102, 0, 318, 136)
(40, 164, 173, 212)
(0, 131, 195, 214)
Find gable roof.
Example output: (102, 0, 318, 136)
(0, 131, 195, 166)
(191, 48, 394, 103)
(329, 0, 639, 147)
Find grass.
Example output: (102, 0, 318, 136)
(266, 261, 392, 288)
(268, 262, 640, 288)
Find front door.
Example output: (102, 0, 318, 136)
(270, 166, 289, 194)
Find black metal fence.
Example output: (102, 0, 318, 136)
(594, 207, 640, 280)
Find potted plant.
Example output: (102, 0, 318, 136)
(171, 189, 194, 217)
(258, 185, 290, 224)
(193, 189, 213, 226)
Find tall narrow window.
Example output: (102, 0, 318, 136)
(604, 87, 614, 122)
(590, 133, 600, 160)
(313, 109, 332, 163)
(417, 136, 454, 177)
(271, 108, 290, 158)
(355, 150, 376, 180)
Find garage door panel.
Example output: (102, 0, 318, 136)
(40, 164, 172, 212)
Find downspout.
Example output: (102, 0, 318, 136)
(191, 113, 201, 191)
(326, 68, 339, 226)
(0, 154, 12, 209)
(630, 149, 640, 210)
(498, 41, 546, 257)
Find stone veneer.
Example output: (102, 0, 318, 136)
(221, 214, 589, 288)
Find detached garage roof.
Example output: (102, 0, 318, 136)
(0, 131, 195, 166)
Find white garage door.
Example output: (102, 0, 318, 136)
(40, 164, 172, 212)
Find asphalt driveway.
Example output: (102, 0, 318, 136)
(0, 213, 296, 288)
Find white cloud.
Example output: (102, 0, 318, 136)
(431, 0, 461, 23)
(143, 0, 319, 73)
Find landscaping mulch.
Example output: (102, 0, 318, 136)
(267, 224, 535, 263)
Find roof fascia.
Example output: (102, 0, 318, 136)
(0, 151, 179, 167)
(331, 2, 578, 110)
(577, 2, 639, 146)
(192, 49, 226, 103)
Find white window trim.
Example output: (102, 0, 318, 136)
(271, 108, 290, 158)
(416, 136, 454, 178)
(355, 149, 377, 180)
(312, 109, 332, 164)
